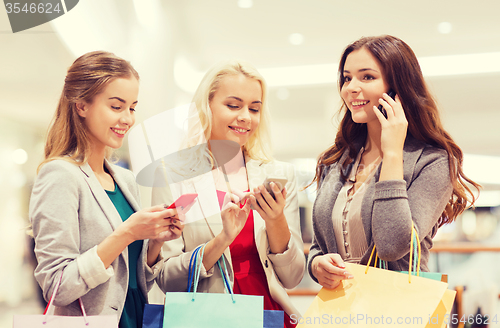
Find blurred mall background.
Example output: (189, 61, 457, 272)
(1, 0, 500, 327)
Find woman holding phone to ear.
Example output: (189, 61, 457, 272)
(30, 51, 183, 328)
(308, 35, 479, 289)
(153, 60, 305, 327)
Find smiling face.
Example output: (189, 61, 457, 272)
(77, 76, 139, 151)
(340, 47, 390, 125)
(209, 74, 262, 147)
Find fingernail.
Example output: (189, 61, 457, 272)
(347, 275, 354, 279)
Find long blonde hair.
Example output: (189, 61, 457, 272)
(191, 60, 273, 162)
(38, 51, 139, 172)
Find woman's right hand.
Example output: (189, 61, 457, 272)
(311, 253, 353, 289)
(119, 204, 179, 243)
(219, 192, 250, 244)
(197, 192, 250, 273)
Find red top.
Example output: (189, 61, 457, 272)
(217, 190, 296, 328)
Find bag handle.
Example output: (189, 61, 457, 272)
(365, 221, 421, 283)
(217, 254, 236, 303)
(43, 270, 88, 324)
(188, 244, 236, 303)
(187, 245, 202, 292)
(192, 244, 207, 300)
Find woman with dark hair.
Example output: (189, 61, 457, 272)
(30, 51, 183, 328)
(308, 35, 479, 289)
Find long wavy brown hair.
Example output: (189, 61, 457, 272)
(38, 51, 139, 172)
(312, 35, 480, 226)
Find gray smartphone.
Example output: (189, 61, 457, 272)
(263, 176, 288, 199)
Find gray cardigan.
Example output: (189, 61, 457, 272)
(307, 135, 453, 282)
(30, 159, 161, 317)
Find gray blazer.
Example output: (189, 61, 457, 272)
(30, 159, 160, 317)
(307, 135, 453, 282)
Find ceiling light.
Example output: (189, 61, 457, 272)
(173, 56, 205, 94)
(237, 0, 253, 9)
(12, 149, 28, 165)
(276, 87, 290, 100)
(132, 0, 162, 32)
(437, 22, 452, 34)
(419, 52, 500, 77)
(463, 153, 500, 186)
(288, 33, 304, 46)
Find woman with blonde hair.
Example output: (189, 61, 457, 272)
(153, 60, 305, 327)
(30, 51, 183, 328)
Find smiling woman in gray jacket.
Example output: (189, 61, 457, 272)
(30, 51, 182, 328)
(308, 35, 479, 289)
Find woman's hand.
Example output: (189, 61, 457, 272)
(311, 254, 353, 289)
(250, 182, 287, 223)
(149, 200, 194, 244)
(144, 204, 187, 267)
(119, 205, 179, 244)
(375, 93, 408, 181)
(374, 93, 408, 158)
(101, 205, 179, 269)
(220, 192, 250, 244)
(150, 217, 184, 243)
(250, 183, 291, 254)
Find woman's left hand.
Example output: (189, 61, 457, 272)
(374, 93, 408, 157)
(146, 208, 185, 267)
(250, 182, 287, 223)
(151, 217, 184, 243)
(150, 204, 190, 244)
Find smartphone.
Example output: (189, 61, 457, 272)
(264, 177, 288, 199)
(167, 193, 198, 209)
(377, 89, 396, 119)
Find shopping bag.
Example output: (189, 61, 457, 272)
(142, 304, 164, 328)
(13, 272, 118, 327)
(363, 223, 456, 328)
(146, 304, 282, 328)
(298, 224, 452, 328)
(403, 224, 456, 328)
(13, 313, 118, 328)
(264, 310, 284, 328)
(163, 244, 264, 328)
(426, 289, 456, 328)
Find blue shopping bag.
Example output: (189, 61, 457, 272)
(163, 244, 264, 328)
(142, 304, 163, 328)
(264, 310, 284, 328)
(143, 305, 283, 328)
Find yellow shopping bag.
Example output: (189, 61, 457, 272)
(426, 289, 456, 328)
(299, 224, 455, 328)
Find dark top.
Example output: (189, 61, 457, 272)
(106, 182, 146, 328)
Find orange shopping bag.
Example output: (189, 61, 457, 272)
(299, 224, 455, 328)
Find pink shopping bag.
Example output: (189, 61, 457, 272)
(13, 272, 118, 327)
